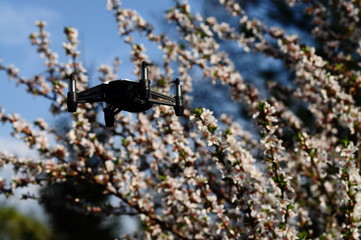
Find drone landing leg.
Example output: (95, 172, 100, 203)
(103, 105, 120, 127)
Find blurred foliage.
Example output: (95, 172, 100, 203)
(41, 177, 119, 240)
(0, 207, 53, 240)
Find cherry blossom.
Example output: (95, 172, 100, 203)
(0, 0, 360, 239)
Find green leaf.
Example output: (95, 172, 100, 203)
(159, 174, 167, 181)
(179, 149, 186, 157)
(207, 125, 218, 133)
(339, 138, 350, 148)
(309, 149, 317, 158)
(287, 204, 295, 210)
(296, 131, 304, 141)
(122, 138, 128, 146)
(257, 102, 267, 112)
(335, 63, 345, 71)
(298, 231, 308, 240)
(64, 27, 71, 35)
(224, 128, 231, 135)
(301, 46, 310, 53)
(191, 107, 203, 117)
(279, 222, 286, 230)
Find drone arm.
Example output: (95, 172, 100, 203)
(147, 79, 184, 116)
(77, 85, 105, 103)
(149, 91, 175, 106)
(148, 98, 175, 106)
(67, 74, 106, 112)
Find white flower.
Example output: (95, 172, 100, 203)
(53, 145, 68, 159)
(208, 134, 220, 146)
(34, 118, 48, 130)
(12, 119, 29, 133)
(36, 21, 47, 28)
(200, 23, 213, 37)
(98, 64, 112, 75)
(105, 160, 115, 172)
(184, 167, 196, 178)
(36, 133, 48, 150)
(80, 138, 95, 157)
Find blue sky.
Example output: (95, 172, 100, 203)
(0, 0, 179, 153)
(0, 0, 185, 225)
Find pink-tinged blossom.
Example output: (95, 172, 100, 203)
(34, 118, 48, 130)
(0, 1, 360, 239)
(0, 177, 4, 189)
(104, 160, 115, 172)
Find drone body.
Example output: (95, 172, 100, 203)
(67, 62, 184, 127)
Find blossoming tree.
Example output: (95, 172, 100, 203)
(1, 0, 361, 239)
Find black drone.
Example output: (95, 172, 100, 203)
(67, 61, 184, 127)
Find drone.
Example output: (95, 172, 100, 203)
(67, 61, 184, 127)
